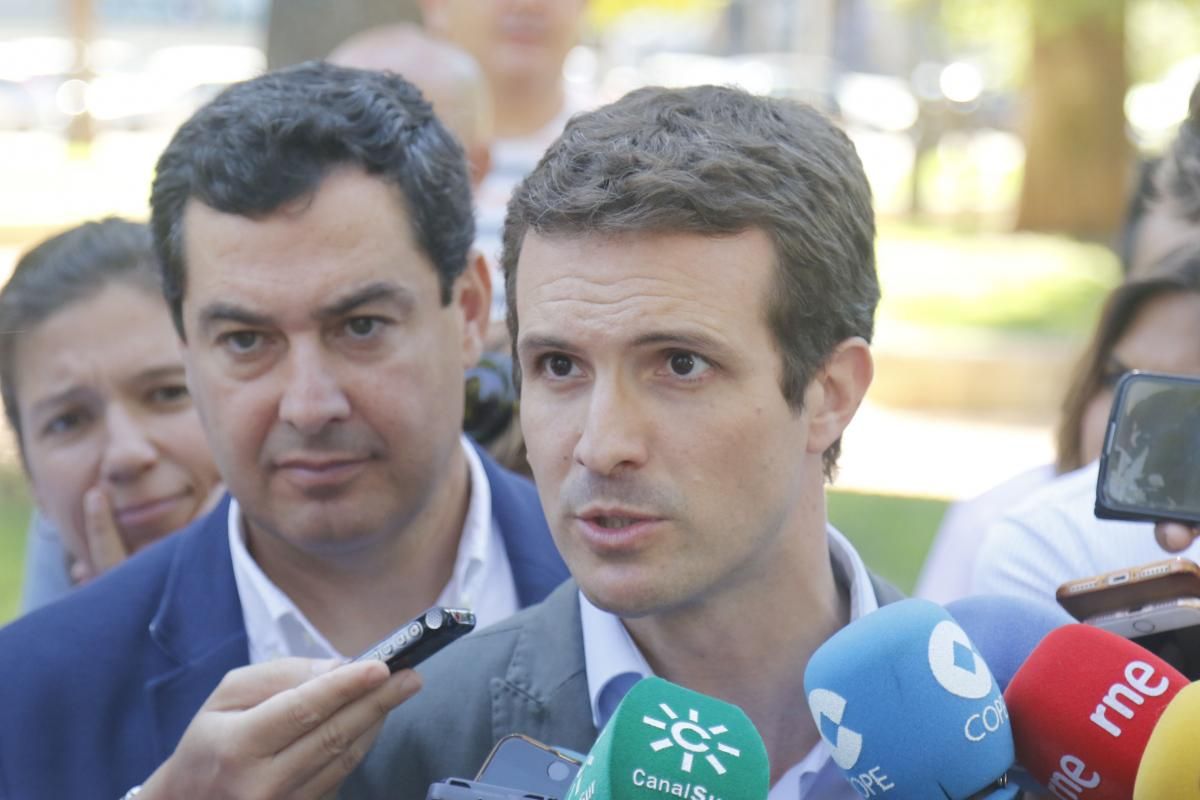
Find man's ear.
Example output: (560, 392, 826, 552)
(804, 337, 873, 456)
(456, 248, 492, 368)
(419, 0, 448, 34)
(468, 143, 492, 191)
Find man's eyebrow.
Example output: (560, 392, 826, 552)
(197, 303, 274, 335)
(315, 282, 416, 321)
(517, 331, 733, 358)
(516, 334, 574, 356)
(133, 364, 187, 383)
(628, 331, 728, 353)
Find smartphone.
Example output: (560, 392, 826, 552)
(1087, 598, 1200, 680)
(1095, 371, 1200, 524)
(1055, 557, 1200, 620)
(427, 778, 552, 800)
(352, 606, 475, 673)
(1085, 596, 1200, 638)
(475, 734, 581, 796)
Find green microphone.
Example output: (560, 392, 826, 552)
(564, 677, 769, 800)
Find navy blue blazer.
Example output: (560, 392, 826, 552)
(0, 450, 565, 800)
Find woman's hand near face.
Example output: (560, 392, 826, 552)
(69, 488, 128, 584)
(69, 482, 227, 584)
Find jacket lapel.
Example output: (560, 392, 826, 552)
(477, 446, 569, 607)
(488, 580, 598, 754)
(144, 495, 250, 761)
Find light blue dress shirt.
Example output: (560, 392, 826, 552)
(579, 525, 878, 800)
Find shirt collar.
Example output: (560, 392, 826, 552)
(580, 524, 879, 796)
(229, 434, 501, 662)
(438, 438, 493, 606)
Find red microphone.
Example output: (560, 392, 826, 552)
(1003, 624, 1187, 799)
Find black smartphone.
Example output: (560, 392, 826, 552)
(475, 734, 581, 796)
(1095, 371, 1200, 525)
(426, 778, 550, 800)
(352, 606, 476, 673)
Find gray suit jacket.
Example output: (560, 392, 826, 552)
(343, 573, 904, 800)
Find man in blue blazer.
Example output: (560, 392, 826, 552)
(0, 62, 566, 800)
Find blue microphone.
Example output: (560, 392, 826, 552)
(945, 594, 1074, 692)
(804, 599, 1018, 799)
(945, 594, 1074, 796)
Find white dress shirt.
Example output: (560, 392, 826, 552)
(229, 435, 518, 663)
(580, 525, 879, 800)
(971, 460, 1200, 603)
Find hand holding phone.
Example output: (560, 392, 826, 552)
(352, 607, 476, 673)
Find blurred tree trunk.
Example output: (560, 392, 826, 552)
(65, 0, 94, 144)
(266, 0, 421, 69)
(1015, 0, 1129, 239)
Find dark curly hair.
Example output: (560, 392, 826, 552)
(150, 60, 475, 337)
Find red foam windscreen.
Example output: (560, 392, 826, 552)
(1004, 624, 1186, 799)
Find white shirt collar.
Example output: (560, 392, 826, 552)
(579, 524, 879, 799)
(229, 434, 517, 663)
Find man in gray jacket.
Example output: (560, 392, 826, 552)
(347, 83, 897, 799)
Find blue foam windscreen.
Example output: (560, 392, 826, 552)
(804, 599, 1018, 800)
(946, 594, 1074, 692)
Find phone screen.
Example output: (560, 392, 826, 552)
(475, 735, 580, 796)
(1097, 372, 1200, 523)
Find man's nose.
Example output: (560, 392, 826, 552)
(277, 342, 351, 435)
(572, 375, 649, 476)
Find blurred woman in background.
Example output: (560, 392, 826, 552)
(919, 246, 1200, 601)
(2, 218, 222, 612)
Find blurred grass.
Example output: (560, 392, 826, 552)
(876, 222, 1121, 337)
(0, 470, 31, 625)
(829, 488, 947, 595)
(0, 478, 946, 627)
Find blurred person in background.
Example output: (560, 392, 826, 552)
(919, 78, 1200, 603)
(329, 22, 494, 191)
(918, 252, 1200, 602)
(1126, 79, 1200, 277)
(970, 243, 1200, 602)
(420, 0, 591, 306)
(1142, 114, 1200, 557)
(6, 219, 222, 612)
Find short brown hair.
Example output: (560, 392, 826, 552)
(501, 84, 878, 478)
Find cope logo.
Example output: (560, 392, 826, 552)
(641, 702, 743, 775)
(927, 621, 993, 700)
(808, 688, 863, 770)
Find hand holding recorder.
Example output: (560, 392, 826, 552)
(138, 658, 421, 800)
